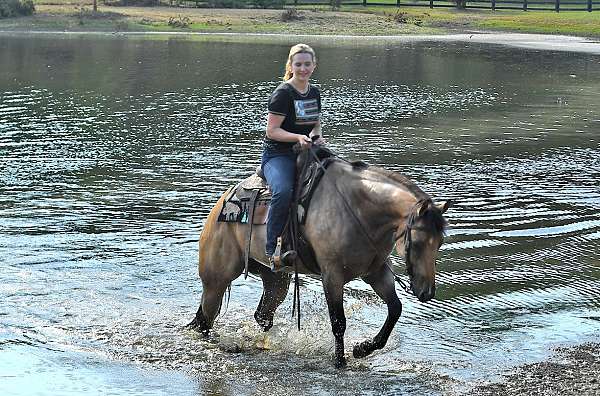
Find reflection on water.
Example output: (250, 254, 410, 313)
(1, 33, 599, 395)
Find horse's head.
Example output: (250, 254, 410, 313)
(396, 199, 449, 302)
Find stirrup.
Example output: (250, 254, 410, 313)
(270, 237, 297, 272)
(270, 250, 298, 272)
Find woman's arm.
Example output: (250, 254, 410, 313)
(266, 113, 312, 148)
(309, 121, 325, 145)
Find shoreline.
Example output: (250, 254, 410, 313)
(3, 29, 600, 54)
(468, 342, 600, 395)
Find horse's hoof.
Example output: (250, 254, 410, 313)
(187, 322, 210, 338)
(254, 312, 273, 332)
(185, 319, 197, 330)
(353, 340, 374, 359)
(334, 355, 347, 369)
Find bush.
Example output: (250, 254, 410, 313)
(204, 0, 285, 8)
(281, 8, 303, 22)
(0, 0, 35, 18)
(102, 0, 159, 6)
(252, 0, 286, 8)
(168, 14, 191, 27)
(205, 0, 250, 7)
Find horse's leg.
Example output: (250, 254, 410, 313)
(323, 273, 347, 368)
(353, 267, 402, 359)
(252, 259, 291, 332)
(189, 227, 244, 336)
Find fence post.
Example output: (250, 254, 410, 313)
(588, 0, 592, 11)
(295, 0, 297, 5)
(397, 0, 401, 7)
(492, 0, 496, 10)
(430, 0, 433, 8)
(555, 0, 560, 12)
(523, 0, 527, 10)
(363, 0, 367, 6)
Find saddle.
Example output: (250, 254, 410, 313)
(217, 145, 335, 276)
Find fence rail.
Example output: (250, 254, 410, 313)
(291, 0, 597, 10)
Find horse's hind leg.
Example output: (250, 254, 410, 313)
(252, 259, 291, 332)
(188, 279, 232, 336)
(189, 242, 243, 335)
(353, 264, 402, 359)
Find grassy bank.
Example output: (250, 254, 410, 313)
(1, 0, 599, 37)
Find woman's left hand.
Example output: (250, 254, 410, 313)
(312, 135, 326, 146)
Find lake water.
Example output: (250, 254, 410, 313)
(1, 32, 599, 395)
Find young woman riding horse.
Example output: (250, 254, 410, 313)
(189, 44, 450, 369)
(262, 43, 324, 271)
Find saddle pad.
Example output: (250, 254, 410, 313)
(217, 174, 271, 225)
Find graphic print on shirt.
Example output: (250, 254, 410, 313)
(294, 99, 319, 125)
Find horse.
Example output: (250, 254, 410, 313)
(188, 154, 449, 368)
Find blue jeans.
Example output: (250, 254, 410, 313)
(261, 152, 297, 256)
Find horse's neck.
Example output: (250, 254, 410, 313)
(333, 163, 422, 233)
(359, 178, 418, 220)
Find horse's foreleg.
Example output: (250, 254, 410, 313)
(353, 267, 402, 359)
(323, 274, 347, 368)
(253, 261, 291, 332)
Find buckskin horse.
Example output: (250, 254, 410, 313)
(188, 150, 449, 368)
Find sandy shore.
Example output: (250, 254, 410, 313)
(2, 29, 600, 56)
(468, 342, 600, 395)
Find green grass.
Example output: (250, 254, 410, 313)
(474, 11, 600, 36)
(3, 1, 600, 37)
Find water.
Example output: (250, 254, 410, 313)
(1, 33, 599, 395)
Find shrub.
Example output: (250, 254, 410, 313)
(102, 0, 159, 6)
(252, 0, 286, 8)
(204, 0, 285, 8)
(0, 0, 35, 18)
(205, 0, 249, 7)
(281, 8, 303, 22)
(168, 14, 191, 28)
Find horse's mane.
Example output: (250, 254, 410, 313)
(344, 159, 427, 200)
(342, 159, 447, 236)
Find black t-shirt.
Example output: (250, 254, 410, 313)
(263, 82, 321, 155)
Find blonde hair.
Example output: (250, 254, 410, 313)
(283, 43, 317, 81)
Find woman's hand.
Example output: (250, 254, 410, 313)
(297, 134, 312, 150)
(312, 135, 326, 146)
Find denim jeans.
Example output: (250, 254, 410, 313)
(261, 151, 297, 256)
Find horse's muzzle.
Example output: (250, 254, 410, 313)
(413, 284, 436, 302)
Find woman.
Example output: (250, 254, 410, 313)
(262, 43, 324, 271)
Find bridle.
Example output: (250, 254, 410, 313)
(391, 198, 433, 292)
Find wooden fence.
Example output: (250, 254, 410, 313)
(172, 0, 598, 11)
(292, 0, 598, 11)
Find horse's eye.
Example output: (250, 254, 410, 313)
(412, 241, 425, 251)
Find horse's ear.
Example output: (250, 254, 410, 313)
(417, 200, 429, 217)
(435, 200, 450, 214)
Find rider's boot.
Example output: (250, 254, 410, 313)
(269, 237, 297, 272)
